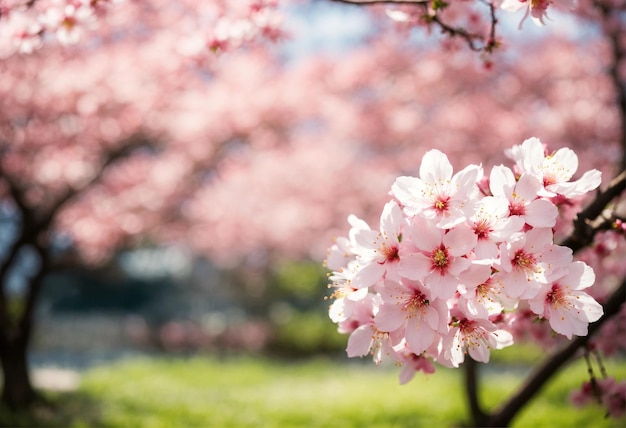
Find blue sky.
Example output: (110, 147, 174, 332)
(279, 0, 589, 62)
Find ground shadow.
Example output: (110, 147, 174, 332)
(0, 391, 103, 427)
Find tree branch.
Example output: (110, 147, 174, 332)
(329, 0, 499, 53)
(16, 245, 49, 344)
(0, 158, 39, 336)
(465, 168, 625, 426)
(593, 0, 626, 170)
(330, 0, 427, 4)
(485, 278, 626, 427)
(464, 357, 487, 426)
(0, 133, 153, 344)
(560, 170, 626, 253)
(37, 134, 154, 233)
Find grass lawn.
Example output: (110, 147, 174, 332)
(4, 354, 626, 427)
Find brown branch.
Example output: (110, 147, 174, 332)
(0, 157, 39, 335)
(329, 0, 499, 53)
(593, 0, 626, 170)
(0, 133, 153, 344)
(485, 0, 498, 52)
(464, 358, 487, 426)
(560, 170, 626, 252)
(16, 245, 49, 344)
(485, 278, 626, 427)
(331, 0, 427, 4)
(0, 238, 25, 335)
(37, 134, 154, 232)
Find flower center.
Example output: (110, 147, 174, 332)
(63, 16, 77, 30)
(434, 196, 450, 213)
(473, 219, 492, 240)
(431, 246, 449, 271)
(543, 174, 557, 187)
(405, 290, 429, 315)
(476, 281, 491, 298)
(546, 283, 566, 307)
(513, 249, 536, 270)
(459, 318, 477, 334)
(381, 244, 400, 263)
(509, 201, 526, 216)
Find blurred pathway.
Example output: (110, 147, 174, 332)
(32, 367, 81, 392)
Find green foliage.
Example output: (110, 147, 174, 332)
(268, 310, 346, 356)
(489, 340, 546, 365)
(270, 260, 329, 304)
(263, 262, 341, 356)
(5, 357, 625, 427)
(0, 392, 101, 427)
(78, 357, 468, 428)
(431, 0, 449, 11)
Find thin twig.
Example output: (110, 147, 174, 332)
(329, 0, 499, 53)
(331, 0, 427, 4)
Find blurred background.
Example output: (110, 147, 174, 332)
(0, 0, 624, 426)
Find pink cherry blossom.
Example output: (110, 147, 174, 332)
(489, 165, 558, 228)
(0, 12, 42, 57)
(501, 0, 554, 27)
(325, 236, 353, 272)
(570, 379, 601, 408)
(375, 278, 449, 355)
(398, 218, 476, 300)
(325, 140, 609, 380)
(395, 348, 436, 385)
(602, 378, 626, 419)
(571, 377, 626, 419)
(457, 267, 513, 319)
(348, 200, 407, 288)
(341, 294, 399, 364)
(506, 137, 602, 198)
(505, 307, 566, 351)
(528, 261, 603, 339)
(441, 316, 514, 366)
(327, 260, 370, 323)
(468, 195, 524, 260)
(590, 300, 626, 357)
(498, 228, 572, 299)
(39, 2, 95, 45)
(391, 149, 482, 229)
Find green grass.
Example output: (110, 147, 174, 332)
(4, 355, 626, 427)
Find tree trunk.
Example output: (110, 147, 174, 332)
(0, 333, 38, 410)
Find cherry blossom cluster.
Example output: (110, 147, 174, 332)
(325, 137, 604, 383)
(0, 0, 117, 56)
(0, 0, 283, 58)
(177, 1, 283, 59)
(571, 376, 626, 419)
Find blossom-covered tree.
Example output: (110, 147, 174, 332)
(0, 0, 624, 425)
(0, 0, 286, 409)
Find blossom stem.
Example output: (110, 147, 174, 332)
(583, 349, 602, 403)
(591, 348, 608, 379)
